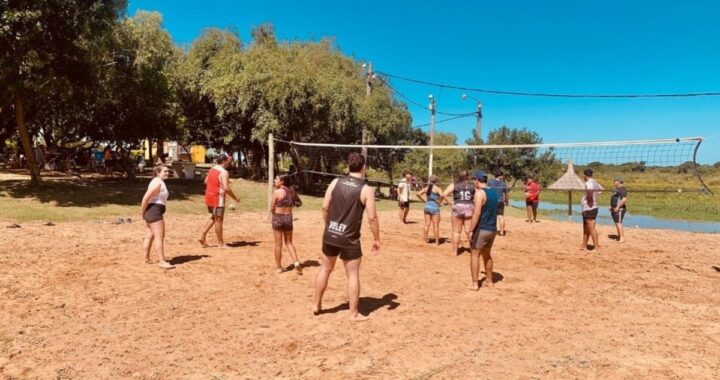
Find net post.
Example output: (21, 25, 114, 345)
(568, 191, 572, 216)
(267, 133, 275, 222)
(692, 138, 714, 195)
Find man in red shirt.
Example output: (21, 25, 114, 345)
(199, 154, 239, 248)
(524, 175, 541, 223)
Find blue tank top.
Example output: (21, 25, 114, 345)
(476, 188, 498, 232)
(424, 186, 440, 211)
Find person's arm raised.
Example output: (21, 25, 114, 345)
(361, 184, 381, 255)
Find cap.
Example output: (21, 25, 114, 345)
(474, 170, 487, 180)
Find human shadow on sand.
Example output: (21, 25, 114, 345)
(478, 271, 504, 287)
(281, 260, 320, 272)
(169, 255, 210, 265)
(226, 240, 260, 248)
(317, 293, 400, 317)
(712, 266, 720, 273)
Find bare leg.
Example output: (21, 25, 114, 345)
(589, 219, 600, 250)
(398, 207, 403, 222)
(142, 224, 154, 263)
(423, 213, 431, 242)
(149, 220, 174, 269)
(343, 258, 368, 321)
(526, 205, 532, 222)
(451, 216, 462, 255)
(469, 249, 481, 290)
(462, 220, 471, 244)
(581, 219, 590, 250)
(498, 215, 505, 235)
(617, 222, 625, 242)
(273, 229, 283, 272)
(402, 207, 409, 223)
(481, 247, 494, 287)
(313, 254, 337, 315)
(283, 231, 301, 273)
(199, 217, 214, 246)
(532, 204, 538, 221)
(432, 214, 441, 246)
(214, 216, 225, 246)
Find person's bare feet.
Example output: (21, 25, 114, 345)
(579, 244, 587, 251)
(313, 305, 322, 316)
(198, 238, 209, 248)
(294, 262, 302, 275)
(275, 267, 284, 274)
(468, 283, 480, 291)
(157, 261, 175, 269)
(218, 244, 230, 249)
(483, 281, 494, 288)
(349, 313, 369, 322)
(618, 238, 626, 243)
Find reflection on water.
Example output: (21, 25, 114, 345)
(509, 200, 720, 234)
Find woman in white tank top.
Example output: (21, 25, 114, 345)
(139, 165, 175, 269)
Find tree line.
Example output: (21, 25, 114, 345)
(1, 2, 549, 187)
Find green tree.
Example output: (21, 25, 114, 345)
(471, 126, 560, 186)
(396, 132, 466, 185)
(1, 0, 126, 185)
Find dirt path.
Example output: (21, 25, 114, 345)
(1, 210, 718, 379)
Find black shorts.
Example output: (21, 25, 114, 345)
(207, 206, 225, 218)
(322, 242, 362, 261)
(272, 213, 293, 231)
(144, 203, 166, 224)
(526, 200, 539, 208)
(582, 208, 599, 220)
(496, 202, 505, 216)
(611, 209, 626, 223)
(398, 201, 409, 209)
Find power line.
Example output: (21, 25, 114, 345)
(375, 75, 476, 116)
(412, 113, 475, 129)
(378, 71, 720, 99)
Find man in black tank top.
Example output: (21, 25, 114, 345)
(314, 153, 381, 322)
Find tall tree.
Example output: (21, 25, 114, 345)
(0, 0, 127, 185)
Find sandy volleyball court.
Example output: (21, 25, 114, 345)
(1, 210, 719, 379)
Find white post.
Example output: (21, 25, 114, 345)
(428, 95, 436, 178)
(267, 133, 274, 222)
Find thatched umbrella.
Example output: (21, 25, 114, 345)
(548, 161, 585, 216)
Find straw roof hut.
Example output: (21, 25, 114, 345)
(548, 161, 584, 215)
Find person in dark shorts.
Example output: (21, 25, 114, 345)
(524, 175, 540, 222)
(139, 165, 175, 269)
(581, 168, 603, 251)
(609, 178, 628, 243)
(488, 170, 509, 236)
(416, 175, 446, 245)
(199, 154, 239, 248)
(468, 170, 499, 290)
(271, 174, 302, 274)
(442, 170, 475, 256)
(397, 171, 412, 223)
(314, 153, 381, 321)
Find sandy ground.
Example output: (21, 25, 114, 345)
(1, 209, 719, 379)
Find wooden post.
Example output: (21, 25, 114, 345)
(267, 133, 274, 222)
(568, 191, 572, 216)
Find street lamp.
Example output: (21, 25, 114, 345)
(461, 94, 482, 141)
(428, 94, 436, 177)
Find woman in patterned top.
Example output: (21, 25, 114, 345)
(271, 174, 302, 274)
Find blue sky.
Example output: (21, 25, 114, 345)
(128, 0, 720, 163)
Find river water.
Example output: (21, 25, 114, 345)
(509, 200, 720, 234)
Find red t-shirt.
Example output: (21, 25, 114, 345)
(525, 182, 540, 202)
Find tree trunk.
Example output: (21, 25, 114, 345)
(156, 138, 165, 163)
(13, 95, 41, 186)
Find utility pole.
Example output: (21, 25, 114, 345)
(428, 94, 436, 178)
(362, 62, 373, 160)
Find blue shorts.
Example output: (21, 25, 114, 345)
(424, 207, 440, 216)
